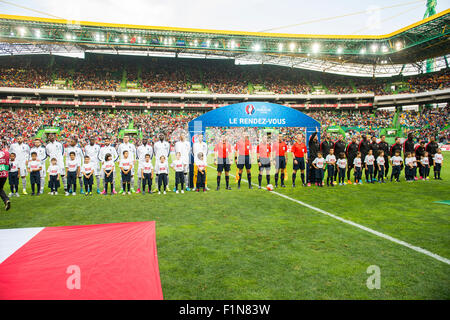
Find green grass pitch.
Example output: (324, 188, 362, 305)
(0, 152, 449, 299)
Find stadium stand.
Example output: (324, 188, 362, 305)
(0, 54, 449, 95)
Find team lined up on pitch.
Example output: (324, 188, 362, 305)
(0, 129, 445, 202)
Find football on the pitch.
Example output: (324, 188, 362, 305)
(267, 184, 274, 191)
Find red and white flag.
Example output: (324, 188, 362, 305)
(0, 221, 163, 300)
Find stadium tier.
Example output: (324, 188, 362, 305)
(0, 54, 449, 96)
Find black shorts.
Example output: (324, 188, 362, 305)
(258, 158, 270, 169)
(67, 171, 77, 185)
(104, 170, 113, 183)
(293, 157, 305, 171)
(217, 158, 231, 172)
(237, 155, 251, 170)
(30, 171, 40, 184)
(8, 171, 19, 186)
(275, 156, 286, 170)
(48, 175, 60, 189)
(121, 171, 131, 183)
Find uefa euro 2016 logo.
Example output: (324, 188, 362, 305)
(191, 134, 200, 143)
(245, 104, 255, 115)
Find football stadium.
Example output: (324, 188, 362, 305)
(0, 0, 449, 303)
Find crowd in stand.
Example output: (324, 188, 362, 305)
(1, 106, 448, 148)
(0, 54, 449, 95)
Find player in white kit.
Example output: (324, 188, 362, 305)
(136, 137, 153, 193)
(9, 135, 30, 194)
(98, 137, 119, 194)
(45, 133, 65, 193)
(29, 138, 47, 194)
(153, 133, 171, 191)
(84, 137, 101, 193)
(64, 137, 85, 195)
(117, 135, 137, 193)
(174, 134, 191, 191)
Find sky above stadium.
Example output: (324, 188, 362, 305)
(1, 0, 449, 35)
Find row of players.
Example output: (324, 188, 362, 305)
(3, 131, 445, 197)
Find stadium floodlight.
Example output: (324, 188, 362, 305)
(312, 42, 320, 54)
(395, 41, 403, 50)
(65, 33, 72, 40)
(115, 38, 119, 43)
(123, 35, 128, 41)
(206, 40, 211, 47)
(289, 42, 296, 51)
(336, 46, 343, 54)
(298, 46, 302, 52)
(278, 43, 284, 52)
(371, 44, 378, 53)
(253, 43, 261, 52)
(214, 42, 219, 48)
(360, 48, 366, 54)
(34, 29, 41, 38)
(194, 39, 198, 46)
(18, 27, 26, 37)
(381, 45, 388, 53)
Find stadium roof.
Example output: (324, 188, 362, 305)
(0, 10, 449, 77)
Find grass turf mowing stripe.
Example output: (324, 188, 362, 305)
(207, 165, 450, 266)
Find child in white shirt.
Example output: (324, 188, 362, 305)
(195, 152, 207, 192)
(312, 152, 326, 187)
(376, 151, 386, 183)
(364, 149, 375, 183)
(433, 148, 443, 180)
(390, 150, 403, 182)
(102, 153, 115, 195)
(353, 152, 363, 184)
(141, 154, 154, 195)
(155, 155, 169, 194)
(336, 152, 347, 185)
(325, 149, 336, 187)
(47, 157, 60, 195)
(28, 152, 42, 196)
(171, 152, 186, 193)
(81, 156, 94, 195)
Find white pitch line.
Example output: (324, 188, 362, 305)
(207, 165, 450, 265)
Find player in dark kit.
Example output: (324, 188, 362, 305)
(369, 136, 380, 182)
(415, 140, 426, 179)
(378, 135, 390, 178)
(272, 135, 288, 188)
(320, 133, 333, 158)
(332, 134, 346, 183)
(425, 136, 439, 171)
(358, 135, 371, 183)
(403, 133, 415, 159)
(214, 137, 233, 190)
(345, 136, 358, 184)
(390, 137, 402, 158)
(307, 130, 320, 186)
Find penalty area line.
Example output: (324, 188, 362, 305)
(207, 165, 450, 266)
